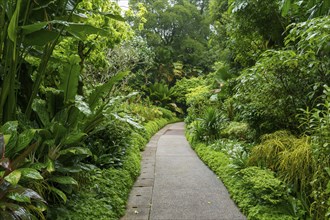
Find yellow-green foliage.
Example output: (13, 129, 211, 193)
(186, 85, 212, 106)
(186, 134, 301, 220)
(221, 121, 251, 140)
(249, 130, 315, 194)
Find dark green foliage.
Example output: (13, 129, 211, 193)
(47, 116, 178, 219)
(129, 0, 213, 82)
(187, 107, 226, 143)
(84, 120, 132, 169)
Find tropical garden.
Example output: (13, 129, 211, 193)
(0, 0, 329, 219)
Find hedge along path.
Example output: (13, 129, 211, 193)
(122, 122, 245, 220)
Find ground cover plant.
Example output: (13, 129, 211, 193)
(1, 0, 329, 219)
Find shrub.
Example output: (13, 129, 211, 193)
(84, 120, 132, 169)
(221, 121, 254, 141)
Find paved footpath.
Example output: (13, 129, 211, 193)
(122, 122, 246, 220)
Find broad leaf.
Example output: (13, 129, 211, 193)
(8, 0, 22, 42)
(24, 30, 58, 46)
(7, 192, 31, 203)
(62, 132, 87, 145)
(59, 147, 92, 156)
(18, 168, 43, 180)
(112, 113, 143, 129)
(66, 23, 109, 40)
(20, 22, 48, 35)
(75, 95, 92, 116)
(59, 56, 81, 102)
(49, 187, 67, 203)
(1, 121, 18, 134)
(281, 0, 291, 16)
(4, 170, 21, 185)
(10, 206, 30, 220)
(16, 129, 36, 154)
(94, 11, 125, 22)
(88, 71, 129, 111)
(48, 176, 78, 185)
(32, 99, 50, 126)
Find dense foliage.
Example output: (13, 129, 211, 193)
(181, 0, 330, 218)
(1, 0, 329, 219)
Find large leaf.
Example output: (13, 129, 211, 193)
(88, 71, 129, 111)
(78, 9, 126, 22)
(7, 0, 22, 42)
(0, 121, 18, 134)
(59, 56, 81, 103)
(75, 95, 92, 116)
(62, 132, 87, 145)
(18, 168, 43, 180)
(49, 187, 67, 203)
(66, 23, 109, 40)
(10, 206, 30, 220)
(281, 0, 292, 16)
(7, 192, 31, 203)
(32, 99, 50, 126)
(59, 147, 92, 156)
(8, 188, 45, 203)
(4, 170, 21, 186)
(24, 30, 58, 46)
(48, 176, 78, 185)
(16, 129, 36, 154)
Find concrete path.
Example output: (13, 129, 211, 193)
(122, 122, 246, 220)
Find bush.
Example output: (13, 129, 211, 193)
(221, 121, 254, 141)
(187, 135, 305, 220)
(84, 120, 132, 169)
(47, 114, 179, 219)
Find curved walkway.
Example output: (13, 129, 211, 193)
(122, 122, 246, 220)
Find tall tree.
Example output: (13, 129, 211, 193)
(129, 0, 212, 83)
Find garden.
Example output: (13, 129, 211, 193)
(0, 0, 329, 219)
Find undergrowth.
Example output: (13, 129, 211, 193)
(47, 117, 179, 220)
(187, 133, 305, 220)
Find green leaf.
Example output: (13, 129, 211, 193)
(46, 158, 55, 173)
(8, 0, 22, 42)
(32, 99, 50, 126)
(62, 132, 87, 145)
(48, 176, 78, 185)
(59, 56, 81, 102)
(1, 121, 18, 134)
(59, 147, 92, 156)
(49, 187, 67, 203)
(281, 0, 291, 16)
(98, 12, 125, 22)
(20, 22, 48, 35)
(18, 168, 43, 180)
(88, 71, 129, 111)
(66, 23, 109, 40)
(4, 170, 21, 185)
(24, 30, 58, 46)
(7, 192, 31, 203)
(75, 95, 92, 116)
(16, 129, 36, 153)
